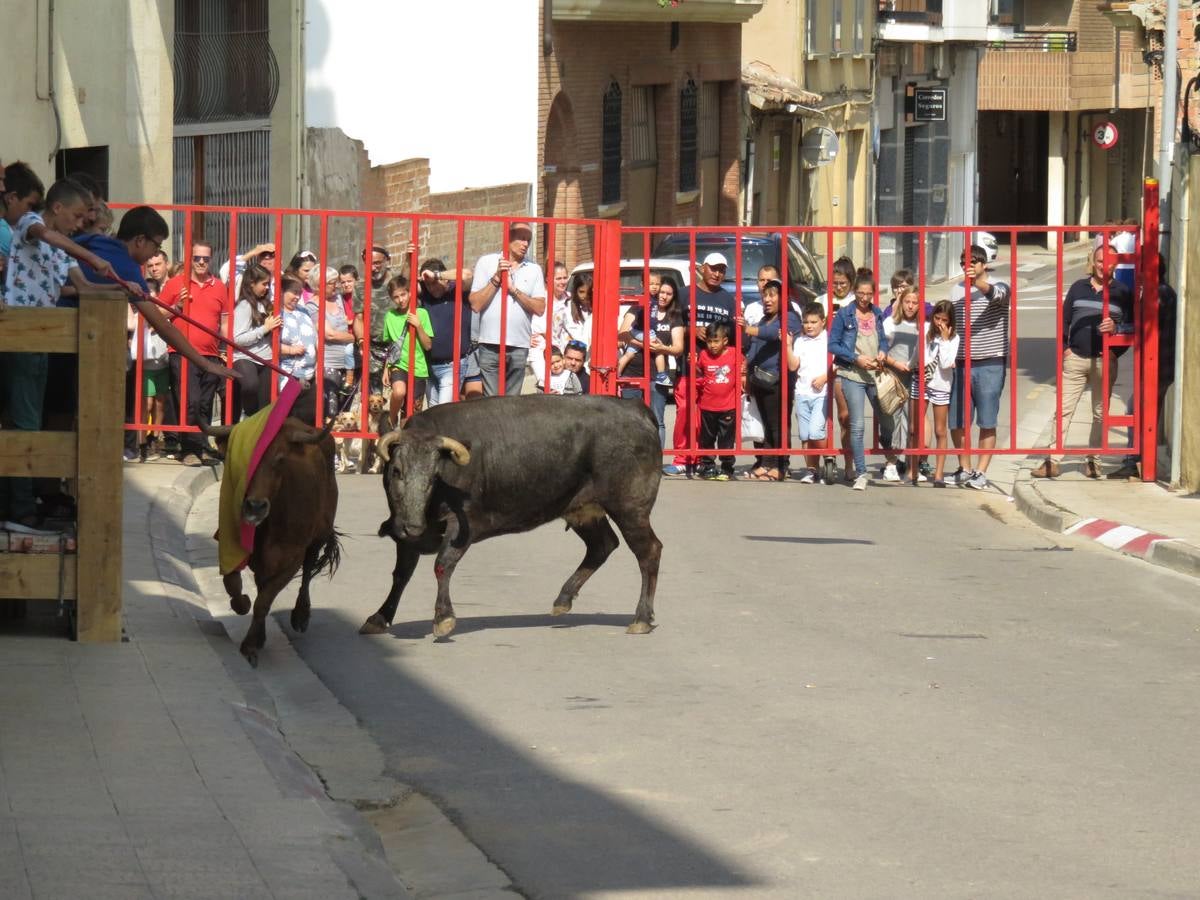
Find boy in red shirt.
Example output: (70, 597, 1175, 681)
(695, 321, 741, 481)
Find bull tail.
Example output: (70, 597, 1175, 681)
(312, 530, 343, 579)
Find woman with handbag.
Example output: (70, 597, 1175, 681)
(827, 269, 894, 491)
(737, 278, 801, 481)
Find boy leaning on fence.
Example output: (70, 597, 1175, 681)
(0, 167, 117, 526)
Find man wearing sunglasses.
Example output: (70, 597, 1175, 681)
(563, 339, 590, 393)
(159, 241, 229, 465)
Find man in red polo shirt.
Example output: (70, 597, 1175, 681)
(160, 240, 229, 465)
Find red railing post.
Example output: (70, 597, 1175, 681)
(1141, 178, 1161, 482)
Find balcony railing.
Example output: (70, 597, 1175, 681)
(988, 30, 1077, 52)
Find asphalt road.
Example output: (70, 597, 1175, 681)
(286, 470, 1200, 899)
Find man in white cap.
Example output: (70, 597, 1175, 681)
(469, 221, 547, 396)
(661, 251, 735, 476)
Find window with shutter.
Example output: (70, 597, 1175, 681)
(679, 79, 698, 193)
(601, 81, 622, 205)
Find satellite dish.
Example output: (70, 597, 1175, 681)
(800, 127, 839, 169)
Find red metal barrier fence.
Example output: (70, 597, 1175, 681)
(114, 184, 1160, 481)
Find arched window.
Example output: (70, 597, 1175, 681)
(678, 79, 698, 193)
(601, 81, 622, 205)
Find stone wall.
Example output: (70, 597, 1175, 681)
(303, 127, 531, 278)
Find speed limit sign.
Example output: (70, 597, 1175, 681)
(1092, 121, 1119, 150)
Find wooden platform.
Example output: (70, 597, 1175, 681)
(0, 292, 127, 641)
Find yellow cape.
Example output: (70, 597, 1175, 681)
(217, 405, 274, 575)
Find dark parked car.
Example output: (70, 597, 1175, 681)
(652, 232, 827, 308)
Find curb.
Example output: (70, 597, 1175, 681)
(1012, 462, 1200, 580)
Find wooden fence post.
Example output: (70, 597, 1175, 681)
(74, 291, 128, 642)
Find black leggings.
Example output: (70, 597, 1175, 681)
(233, 359, 273, 419)
(751, 378, 791, 474)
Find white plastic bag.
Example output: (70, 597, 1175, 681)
(741, 394, 765, 443)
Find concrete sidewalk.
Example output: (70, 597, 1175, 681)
(1014, 461, 1200, 579)
(0, 463, 514, 899)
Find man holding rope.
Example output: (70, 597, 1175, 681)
(76, 206, 237, 383)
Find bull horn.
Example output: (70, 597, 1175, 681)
(376, 429, 402, 461)
(198, 422, 235, 439)
(438, 436, 471, 466)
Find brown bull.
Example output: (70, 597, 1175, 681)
(206, 418, 341, 667)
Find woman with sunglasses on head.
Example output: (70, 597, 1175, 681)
(285, 250, 320, 307)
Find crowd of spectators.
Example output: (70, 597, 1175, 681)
(0, 155, 1170, 505)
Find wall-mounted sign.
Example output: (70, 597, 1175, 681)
(904, 84, 946, 123)
(1092, 121, 1119, 150)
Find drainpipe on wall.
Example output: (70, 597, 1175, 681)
(35, 0, 62, 163)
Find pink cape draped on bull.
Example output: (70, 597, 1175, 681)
(207, 379, 341, 667)
(360, 393, 664, 639)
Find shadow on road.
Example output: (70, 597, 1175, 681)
(381, 611, 635, 640)
(288, 606, 762, 897)
(743, 535, 874, 546)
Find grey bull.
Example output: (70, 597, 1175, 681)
(359, 394, 664, 638)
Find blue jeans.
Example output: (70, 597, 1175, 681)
(620, 385, 670, 448)
(838, 375, 884, 477)
(427, 362, 456, 406)
(794, 394, 828, 442)
(950, 358, 1007, 430)
(1, 352, 48, 520)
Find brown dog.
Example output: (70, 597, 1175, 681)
(359, 394, 388, 474)
(331, 411, 359, 473)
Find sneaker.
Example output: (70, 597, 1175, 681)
(1084, 459, 1102, 479)
(919, 461, 934, 479)
(852, 474, 869, 491)
(966, 471, 989, 490)
(662, 464, 686, 476)
(179, 453, 204, 468)
(882, 463, 900, 482)
(711, 472, 731, 482)
(914, 472, 928, 483)
(123, 448, 140, 463)
(951, 468, 974, 486)
(1030, 459, 1060, 479)
(698, 466, 719, 480)
(799, 469, 816, 484)
(1107, 462, 1141, 481)
(653, 371, 672, 387)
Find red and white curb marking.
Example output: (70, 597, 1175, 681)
(1064, 517, 1177, 559)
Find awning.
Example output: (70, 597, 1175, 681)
(742, 61, 823, 115)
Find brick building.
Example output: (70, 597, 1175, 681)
(976, 1, 1170, 240)
(539, 0, 763, 266)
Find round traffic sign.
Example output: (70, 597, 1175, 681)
(1092, 122, 1119, 150)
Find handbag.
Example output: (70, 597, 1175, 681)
(741, 395, 765, 443)
(874, 366, 908, 416)
(751, 365, 780, 388)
